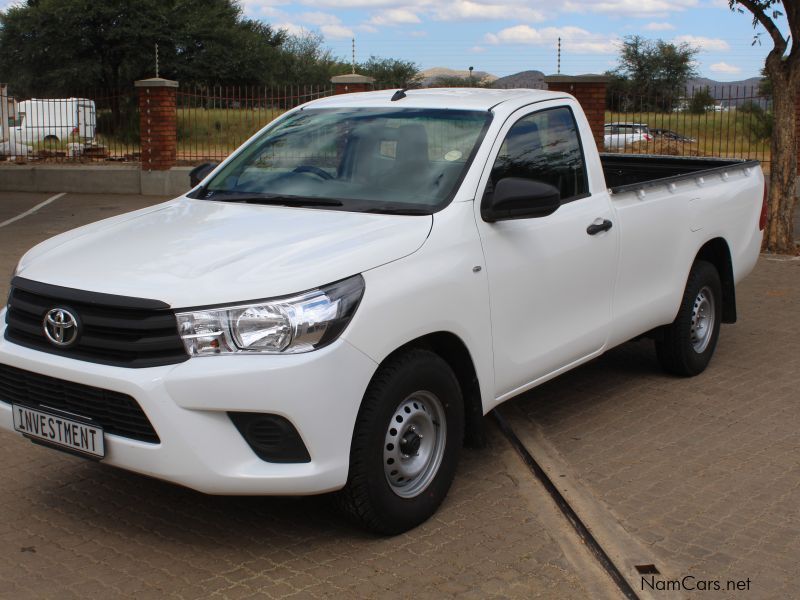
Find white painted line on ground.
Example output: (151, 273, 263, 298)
(0, 192, 67, 229)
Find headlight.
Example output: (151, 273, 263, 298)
(175, 275, 364, 356)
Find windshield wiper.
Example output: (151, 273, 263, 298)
(203, 192, 343, 207)
(362, 206, 431, 215)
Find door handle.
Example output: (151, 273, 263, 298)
(587, 219, 613, 235)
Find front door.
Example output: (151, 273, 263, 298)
(474, 103, 619, 400)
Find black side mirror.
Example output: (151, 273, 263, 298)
(481, 177, 561, 222)
(189, 162, 219, 188)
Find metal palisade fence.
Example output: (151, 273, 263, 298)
(0, 87, 140, 161)
(175, 84, 334, 163)
(603, 85, 772, 168)
(0, 83, 773, 169)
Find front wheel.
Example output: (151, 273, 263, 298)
(655, 260, 722, 376)
(337, 348, 464, 535)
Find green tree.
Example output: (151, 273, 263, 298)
(357, 56, 421, 87)
(689, 88, 717, 114)
(610, 35, 699, 111)
(0, 0, 286, 95)
(279, 30, 349, 86)
(730, 0, 799, 253)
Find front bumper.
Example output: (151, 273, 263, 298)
(0, 317, 377, 495)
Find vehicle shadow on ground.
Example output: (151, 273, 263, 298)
(507, 337, 666, 424)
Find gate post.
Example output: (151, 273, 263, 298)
(544, 75, 609, 149)
(135, 77, 178, 171)
(330, 74, 376, 95)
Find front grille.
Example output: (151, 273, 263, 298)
(4, 278, 188, 368)
(0, 363, 159, 443)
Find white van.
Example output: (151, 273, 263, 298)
(13, 98, 96, 143)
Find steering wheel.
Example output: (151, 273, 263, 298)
(292, 165, 333, 180)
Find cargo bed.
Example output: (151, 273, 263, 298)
(601, 154, 761, 195)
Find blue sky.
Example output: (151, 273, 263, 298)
(240, 0, 790, 80)
(0, 0, 788, 80)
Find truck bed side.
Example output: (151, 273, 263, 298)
(599, 153, 764, 350)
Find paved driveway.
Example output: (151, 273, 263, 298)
(506, 255, 800, 598)
(0, 192, 605, 599)
(0, 190, 797, 599)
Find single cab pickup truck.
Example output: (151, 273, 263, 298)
(0, 89, 765, 534)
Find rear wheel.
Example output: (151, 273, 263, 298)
(655, 260, 722, 376)
(337, 348, 464, 535)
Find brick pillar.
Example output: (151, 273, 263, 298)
(544, 75, 609, 149)
(135, 77, 178, 171)
(330, 74, 376, 95)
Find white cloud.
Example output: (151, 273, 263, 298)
(409, 30, 429, 37)
(239, 0, 288, 19)
(471, 45, 487, 53)
(276, 22, 308, 36)
(433, 1, 545, 23)
(303, 0, 410, 7)
(369, 8, 421, 26)
(563, 0, 697, 18)
(321, 23, 355, 38)
(644, 21, 675, 30)
(486, 25, 619, 54)
(709, 61, 742, 74)
(674, 34, 730, 51)
(299, 11, 342, 26)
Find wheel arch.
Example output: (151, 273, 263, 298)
(695, 237, 736, 323)
(378, 332, 486, 448)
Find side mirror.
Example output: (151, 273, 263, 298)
(481, 177, 561, 222)
(189, 162, 219, 188)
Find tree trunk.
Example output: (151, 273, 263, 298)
(764, 68, 798, 254)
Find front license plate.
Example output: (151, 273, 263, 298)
(12, 404, 105, 458)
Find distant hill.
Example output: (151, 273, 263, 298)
(421, 67, 497, 87)
(686, 77, 765, 106)
(490, 70, 547, 89)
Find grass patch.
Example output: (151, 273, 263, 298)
(604, 108, 771, 164)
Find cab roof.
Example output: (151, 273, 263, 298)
(305, 87, 569, 113)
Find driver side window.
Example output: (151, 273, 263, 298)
(488, 106, 588, 203)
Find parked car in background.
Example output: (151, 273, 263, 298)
(650, 128, 696, 143)
(0, 89, 765, 535)
(604, 122, 652, 149)
(12, 98, 96, 143)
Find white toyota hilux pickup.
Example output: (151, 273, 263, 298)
(0, 89, 765, 534)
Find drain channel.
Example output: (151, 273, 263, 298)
(493, 410, 640, 600)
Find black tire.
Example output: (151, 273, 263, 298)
(337, 348, 464, 535)
(655, 260, 722, 376)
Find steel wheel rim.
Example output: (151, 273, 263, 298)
(383, 390, 447, 498)
(690, 285, 715, 353)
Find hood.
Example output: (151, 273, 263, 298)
(15, 197, 432, 307)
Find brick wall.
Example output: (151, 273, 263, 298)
(135, 78, 178, 171)
(330, 74, 375, 96)
(544, 76, 608, 150)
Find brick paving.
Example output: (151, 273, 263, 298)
(507, 256, 800, 599)
(0, 192, 603, 600)
(2, 191, 798, 599)
(0, 424, 596, 599)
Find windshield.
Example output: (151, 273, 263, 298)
(193, 107, 492, 213)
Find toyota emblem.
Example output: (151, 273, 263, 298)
(43, 308, 79, 347)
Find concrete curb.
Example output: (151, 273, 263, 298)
(0, 165, 192, 196)
(501, 403, 684, 600)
